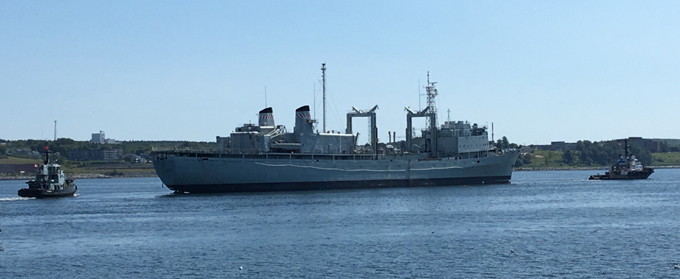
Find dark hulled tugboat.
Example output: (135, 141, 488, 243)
(18, 147, 77, 198)
(589, 140, 654, 180)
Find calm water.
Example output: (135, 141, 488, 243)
(2, 169, 680, 278)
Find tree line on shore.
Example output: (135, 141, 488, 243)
(493, 136, 680, 167)
(2, 137, 678, 167)
(0, 138, 215, 161)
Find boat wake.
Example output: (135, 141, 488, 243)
(0, 197, 35, 201)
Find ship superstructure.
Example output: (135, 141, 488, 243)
(152, 65, 520, 193)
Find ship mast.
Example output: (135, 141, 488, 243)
(425, 72, 438, 156)
(425, 72, 438, 129)
(322, 63, 327, 133)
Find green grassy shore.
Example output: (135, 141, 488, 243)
(514, 150, 680, 170)
(0, 157, 157, 180)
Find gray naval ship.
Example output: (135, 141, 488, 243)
(152, 65, 520, 193)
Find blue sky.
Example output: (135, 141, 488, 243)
(1, 0, 678, 145)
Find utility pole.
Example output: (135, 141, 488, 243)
(54, 120, 57, 141)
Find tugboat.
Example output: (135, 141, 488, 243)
(18, 147, 77, 198)
(589, 140, 654, 180)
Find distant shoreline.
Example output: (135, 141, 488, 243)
(515, 165, 680, 171)
(0, 172, 158, 181)
(3, 165, 678, 180)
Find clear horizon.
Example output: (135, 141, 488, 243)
(2, 1, 678, 145)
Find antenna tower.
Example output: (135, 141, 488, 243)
(425, 71, 438, 130)
(322, 63, 327, 133)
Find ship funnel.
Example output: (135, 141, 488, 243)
(258, 107, 275, 126)
(294, 105, 313, 137)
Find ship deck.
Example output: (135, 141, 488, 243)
(154, 151, 411, 161)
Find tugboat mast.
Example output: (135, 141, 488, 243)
(322, 63, 327, 133)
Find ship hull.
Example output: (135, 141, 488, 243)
(163, 176, 511, 193)
(152, 151, 520, 193)
(588, 168, 654, 180)
(18, 185, 77, 198)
